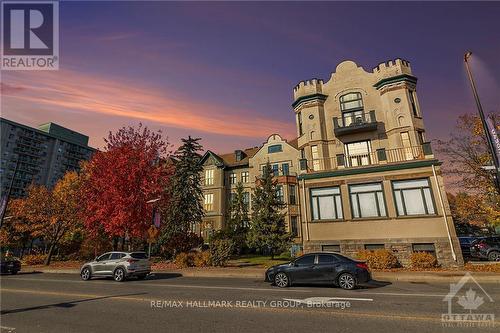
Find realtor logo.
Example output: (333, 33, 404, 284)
(442, 272, 495, 328)
(1, 1, 59, 70)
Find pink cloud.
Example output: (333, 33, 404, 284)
(1, 70, 296, 140)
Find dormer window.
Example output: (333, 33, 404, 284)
(235, 150, 245, 162)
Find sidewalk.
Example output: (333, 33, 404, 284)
(19, 265, 500, 283)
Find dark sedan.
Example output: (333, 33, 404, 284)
(0, 257, 21, 275)
(265, 252, 370, 290)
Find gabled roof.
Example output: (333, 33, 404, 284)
(219, 147, 259, 168)
(199, 150, 225, 167)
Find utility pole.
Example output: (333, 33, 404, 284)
(464, 51, 500, 194)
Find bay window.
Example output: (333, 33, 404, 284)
(349, 183, 386, 218)
(310, 187, 343, 220)
(392, 179, 435, 216)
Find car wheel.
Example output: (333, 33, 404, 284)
(488, 251, 500, 262)
(338, 273, 356, 290)
(137, 274, 148, 280)
(80, 267, 91, 281)
(113, 268, 126, 282)
(274, 272, 289, 288)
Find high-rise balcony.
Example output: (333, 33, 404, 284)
(333, 110, 378, 136)
(299, 143, 434, 173)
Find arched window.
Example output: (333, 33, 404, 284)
(340, 92, 363, 111)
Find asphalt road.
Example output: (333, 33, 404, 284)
(0, 272, 498, 333)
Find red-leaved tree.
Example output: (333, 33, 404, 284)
(80, 124, 172, 245)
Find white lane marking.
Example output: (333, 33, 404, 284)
(284, 296, 374, 303)
(0, 277, 311, 293)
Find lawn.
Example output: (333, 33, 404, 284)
(230, 254, 292, 268)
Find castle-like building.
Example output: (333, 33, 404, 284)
(200, 59, 463, 267)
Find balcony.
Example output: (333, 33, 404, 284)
(333, 110, 378, 136)
(299, 144, 433, 173)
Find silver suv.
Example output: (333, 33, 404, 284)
(80, 251, 151, 282)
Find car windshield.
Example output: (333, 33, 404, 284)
(130, 252, 148, 259)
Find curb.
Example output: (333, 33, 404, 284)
(19, 267, 500, 283)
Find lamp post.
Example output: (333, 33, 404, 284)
(463, 51, 500, 193)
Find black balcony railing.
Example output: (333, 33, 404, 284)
(299, 143, 433, 173)
(333, 110, 378, 136)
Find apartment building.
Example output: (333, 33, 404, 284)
(0, 118, 95, 198)
(200, 134, 301, 242)
(293, 59, 462, 267)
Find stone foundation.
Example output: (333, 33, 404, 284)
(304, 237, 464, 268)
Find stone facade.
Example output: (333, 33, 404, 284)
(199, 58, 463, 267)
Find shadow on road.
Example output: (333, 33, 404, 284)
(0, 271, 43, 276)
(288, 279, 391, 290)
(144, 273, 183, 280)
(0, 292, 148, 315)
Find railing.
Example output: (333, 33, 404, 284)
(334, 110, 376, 128)
(299, 144, 432, 173)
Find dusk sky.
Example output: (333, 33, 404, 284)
(1, 1, 499, 154)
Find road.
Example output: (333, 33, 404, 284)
(0, 272, 498, 333)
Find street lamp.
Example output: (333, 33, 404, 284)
(463, 51, 500, 194)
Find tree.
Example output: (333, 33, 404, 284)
(437, 113, 500, 229)
(80, 124, 172, 246)
(159, 136, 204, 248)
(0, 199, 33, 258)
(448, 192, 499, 234)
(222, 182, 249, 253)
(247, 162, 292, 259)
(13, 171, 83, 265)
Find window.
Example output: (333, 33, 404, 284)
(412, 243, 436, 256)
(241, 171, 249, 183)
(310, 187, 343, 220)
(300, 148, 305, 159)
(340, 92, 363, 111)
(322, 244, 340, 252)
(298, 112, 303, 136)
(318, 254, 338, 264)
(294, 255, 315, 266)
(393, 179, 435, 216)
(282, 163, 289, 176)
(417, 131, 425, 145)
(131, 252, 148, 259)
(243, 192, 250, 208)
(110, 253, 125, 260)
(289, 184, 297, 205)
(365, 244, 385, 251)
(268, 144, 283, 154)
(271, 164, 279, 176)
(97, 253, 111, 261)
(345, 140, 371, 166)
(409, 90, 418, 116)
(204, 193, 214, 211)
(276, 185, 284, 203)
(350, 183, 387, 218)
(205, 169, 214, 185)
(229, 173, 237, 184)
(290, 216, 298, 236)
(311, 145, 321, 171)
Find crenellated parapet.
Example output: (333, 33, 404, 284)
(373, 58, 412, 79)
(293, 78, 324, 101)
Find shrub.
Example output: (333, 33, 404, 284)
(410, 252, 438, 269)
(210, 239, 234, 267)
(21, 254, 46, 265)
(173, 252, 193, 268)
(357, 249, 399, 269)
(160, 233, 204, 258)
(192, 251, 211, 267)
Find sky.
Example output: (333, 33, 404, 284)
(1, 1, 499, 154)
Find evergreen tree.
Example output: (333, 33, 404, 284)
(159, 136, 204, 246)
(247, 162, 292, 259)
(222, 182, 249, 253)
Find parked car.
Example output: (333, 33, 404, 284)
(0, 256, 21, 275)
(80, 251, 151, 282)
(265, 252, 370, 290)
(470, 236, 500, 261)
(458, 236, 484, 259)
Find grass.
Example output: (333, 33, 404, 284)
(230, 254, 292, 268)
